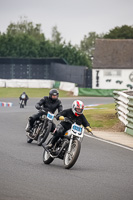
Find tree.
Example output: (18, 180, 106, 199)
(0, 34, 39, 57)
(51, 26, 62, 45)
(0, 19, 92, 67)
(80, 32, 101, 56)
(59, 42, 91, 67)
(6, 17, 45, 41)
(104, 25, 133, 39)
(79, 32, 103, 67)
(38, 39, 53, 57)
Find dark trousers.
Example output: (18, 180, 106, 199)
(51, 124, 67, 145)
(24, 99, 28, 106)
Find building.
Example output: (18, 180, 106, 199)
(92, 39, 133, 89)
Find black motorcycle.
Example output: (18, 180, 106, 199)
(26, 111, 55, 146)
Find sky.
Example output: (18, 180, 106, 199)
(0, 0, 133, 45)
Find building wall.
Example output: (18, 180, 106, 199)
(93, 69, 133, 89)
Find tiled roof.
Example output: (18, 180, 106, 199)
(93, 39, 133, 69)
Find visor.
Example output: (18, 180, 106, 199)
(75, 108, 83, 114)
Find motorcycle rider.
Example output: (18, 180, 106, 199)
(26, 89, 63, 138)
(46, 100, 92, 149)
(19, 92, 29, 106)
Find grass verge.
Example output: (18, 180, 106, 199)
(84, 103, 125, 132)
(0, 88, 73, 98)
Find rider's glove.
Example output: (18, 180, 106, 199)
(59, 116, 65, 121)
(86, 126, 92, 132)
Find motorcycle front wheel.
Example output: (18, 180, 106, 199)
(43, 150, 54, 164)
(64, 139, 81, 169)
(37, 123, 52, 146)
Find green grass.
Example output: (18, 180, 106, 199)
(84, 103, 123, 131)
(0, 88, 73, 98)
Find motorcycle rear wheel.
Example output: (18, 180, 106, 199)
(43, 150, 54, 164)
(64, 139, 81, 169)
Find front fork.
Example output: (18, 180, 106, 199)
(67, 135, 73, 153)
(41, 119, 47, 135)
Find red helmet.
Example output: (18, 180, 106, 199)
(72, 100, 84, 116)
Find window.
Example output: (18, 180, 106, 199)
(104, 70, 121, 76)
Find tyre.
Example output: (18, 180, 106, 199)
(64, 139, 81, 169)
(43, 150, 54, 164)
(27, 136, 33, 143)
(20, 100, 24, 108)
(37, 123, 52, 146)
(20, 101, 22, 108)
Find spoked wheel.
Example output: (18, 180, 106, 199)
(37, 123, 52, 146)
(64, 139, 81, 169)
(43, 150, 54, 164)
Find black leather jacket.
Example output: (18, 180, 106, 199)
(35, 96, 63, 114)
(56, 108, 90, 130)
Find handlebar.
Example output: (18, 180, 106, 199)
(64, 117, 73, 124)
(85, 127, 94, 136)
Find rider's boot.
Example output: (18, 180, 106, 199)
(45, 136, 57, 149)
(25, 117, 33, 132)
(46, 143, 53, 149)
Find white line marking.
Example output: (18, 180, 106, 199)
(84, 133, 133, 152)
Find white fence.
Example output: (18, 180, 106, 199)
(0, 79, 78, 96)
(113, 91, 133, 136)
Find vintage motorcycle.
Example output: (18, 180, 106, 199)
(20, 99, 25, 108)
(42, 118, 92, 169)
(26, 111, 55, 146)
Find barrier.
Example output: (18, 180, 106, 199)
(3, 79, 55, 89)
(78, 88, 115, 97)
(27, 80, 55, 88)
(56, 81, 78, 96)
(0, 102, 13, 107)
(59, 82, 76, 92)
(113, 91, 133, 136)
(0, 79, 78, 96)
(6, 79, 28, 88)
(0, 79, 6, 87)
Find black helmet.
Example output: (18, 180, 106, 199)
(49, 89, 59, 100)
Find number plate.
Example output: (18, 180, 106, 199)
(47, 112, 54, 120)
(71, 124, 84, 138)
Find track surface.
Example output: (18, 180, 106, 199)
(0, 97, 133, 200)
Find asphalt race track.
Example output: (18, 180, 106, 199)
(0, 97, 133, 200)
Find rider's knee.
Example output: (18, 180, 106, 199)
(56, 124, 65, 136)
(29, 117, 34, 123)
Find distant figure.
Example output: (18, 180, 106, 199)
(19, 92, 29, 106)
